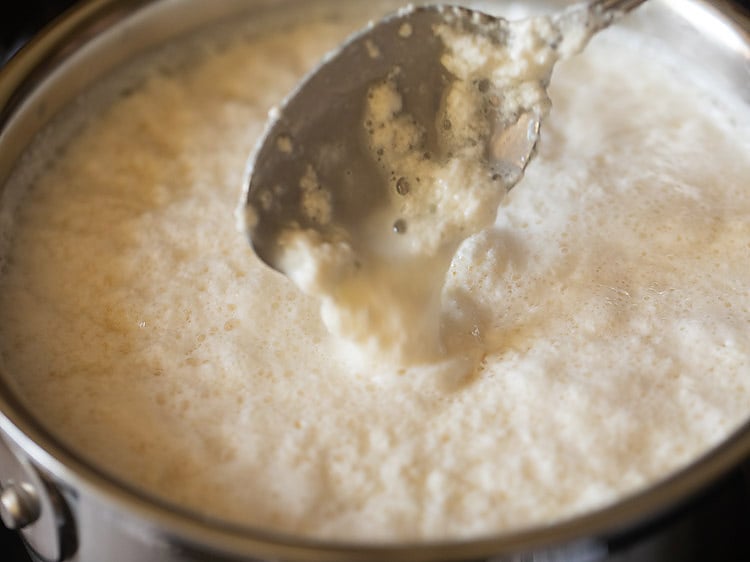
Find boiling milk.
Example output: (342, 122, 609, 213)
(1, 1, 749, 541)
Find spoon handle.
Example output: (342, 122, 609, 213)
(591, 0, 650, 14)
(573, 0, 649, 34)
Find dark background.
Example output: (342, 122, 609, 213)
(1, 0, 750, 561)
(0, 0, 78, 66)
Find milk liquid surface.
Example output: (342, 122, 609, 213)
(1, 0, 749, 541)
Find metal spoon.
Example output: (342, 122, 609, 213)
(240, 0, 647, 275)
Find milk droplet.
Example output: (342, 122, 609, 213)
(399, 23, 413, 38)
(365, 39, 381, 59)
(276, 135, 293, 153)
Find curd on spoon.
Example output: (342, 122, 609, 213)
(240, 0, 647, 363)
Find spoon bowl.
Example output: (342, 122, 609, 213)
(240, 0, 647, 276)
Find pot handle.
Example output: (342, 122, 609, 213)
(0, 434, 77, 561)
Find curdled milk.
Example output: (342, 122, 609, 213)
(1, 1, 750, 542)
(263, 4, 610, 365)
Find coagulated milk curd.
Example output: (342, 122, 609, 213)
(1, 0, 749, 542)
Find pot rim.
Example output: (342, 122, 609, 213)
(1, 0, 749, 560)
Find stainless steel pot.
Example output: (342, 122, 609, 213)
(1, 0, 749, 560)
